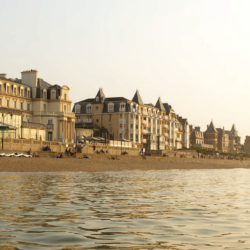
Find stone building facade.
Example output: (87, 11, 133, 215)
(73, 89, 190, 150)
(0, 70, 75, 142)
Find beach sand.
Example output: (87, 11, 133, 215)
(0, 155, 249, 172)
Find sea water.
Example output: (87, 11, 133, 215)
(0, 169, 250, 249)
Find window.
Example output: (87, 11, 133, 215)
(27, 103, 30, 111)
(43, 104, 46, 111)
(27, 90, 30, 97)
(21, 89, 24, 96)
(52, 92, 56, 99)
(131, 114, 133, 119)
(130, 124, 133, 129)
(96, 119, 99, 122)
(130, 134, 133, 141)
(75, 104, 81, 113)
(136, 115, 138, 120)
(136, 135, 138, 141)
(109, 115, 112, 122)
(86, 104, 92, 113)
(43, 91, 46, 99)
(64, 94, 67, 100)
(14, 88, 16, 95)
(64, 105, 67, 111)
(14, 101, 16, 108)
(21, 102, 23, 110)
(136, 125, 138, 129)
(108, 103, 114, 112)
(119, 133, 122, 138)
(6, 86, 9, 93)
(96, 106, 98, 110)
(6, 100, 9, 107)
(120, 114, 122, 119)
(109, 125, 112, 132)
(119, 124, 122, 128)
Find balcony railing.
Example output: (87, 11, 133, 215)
(119, 108, 126, 112)
(162, 124, 168, 128)
(47, 124, 54, 129)
(142, 129, 148, 134)
(142, 138, 147, 143)
(142, 111, 148, 115)
(163, 115, 168, 120)
(75, 119, 93, 123)
(142, 120, 147, 125)
(33, 111, 75, 118)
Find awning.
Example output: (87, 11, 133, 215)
(0, 122, 16, 131)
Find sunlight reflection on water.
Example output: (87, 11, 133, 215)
(0, 169, 250, 249)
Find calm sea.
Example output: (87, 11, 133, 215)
(0, 169, 250, 250)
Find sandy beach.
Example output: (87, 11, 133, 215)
(0, 155, 249, 172)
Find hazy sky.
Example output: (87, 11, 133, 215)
(1, 0, 249, 140)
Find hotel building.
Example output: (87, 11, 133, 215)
(0, 70, 75, 142)
(73, 89, 190, 150)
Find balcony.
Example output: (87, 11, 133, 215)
(163, 115, 168, 120)
(162, 124, 168, 129)
(119, 108, 126, 112)
(163, 133, 168, 137)
(142, 129, 148, 134)
(47, 124, 54, 129)
(75, 119, 93, 123)
(142, 138, 147, 143)
(33, 111, 75, 118)
(176, 138, 182, 142)
(142, 111, 148, 115)
(142, 120, 147, 125)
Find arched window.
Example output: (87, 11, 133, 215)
(108, 103, 114, 112)
(86, 104, 92, 113)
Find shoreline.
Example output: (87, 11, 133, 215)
(0, 155, 249, 172)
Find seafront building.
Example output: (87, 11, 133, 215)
(244, 136, 250, 153)
(73, 89, 190, 151)
(203, 121, 241, 153)
(0, 70, 75, 142)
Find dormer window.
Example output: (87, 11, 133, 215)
(75, 104, 81, 114)
(108, 103, 114, 112)
(86, 104, 92, 113)
(96, 96, 99, 102)
(27, 90, 30, 97)
(119, 103, 126, 112)
(64, 94, 67, 100)
(21, 89, 24, 96)
(43, 90, 47, 99)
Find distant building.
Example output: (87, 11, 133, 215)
(217, 127, 229, 152)
(225, 124, 241, 153)
(204, 121, 219, 150)
(244, 136, 250, 153)
(0, 70, 75, 142)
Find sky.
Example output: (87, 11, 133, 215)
(0, 0, 249, 140)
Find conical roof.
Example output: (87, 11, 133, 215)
(155, 97, 166, 112)
(132, 90, 143, 105)
(206, 120, 218, 133)
(95, 88, 105, 103)
(231, 124, 237, 132)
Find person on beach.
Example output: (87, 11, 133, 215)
(73, 148, 76, 158)
(93, 145, 96, 151)
(28, 149, 32, 155)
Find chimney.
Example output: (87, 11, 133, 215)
(21, 69, 38, 88)
(0, 73, 7, 78)
(195, 126, 200, 132)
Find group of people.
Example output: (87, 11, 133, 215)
(65, 147, 77, 157)
(44, 145, 51, 151)
(56, 153, 64, 158)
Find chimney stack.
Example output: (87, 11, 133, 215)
(0, 73, 7, 78)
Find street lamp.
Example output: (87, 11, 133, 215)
(121, 128, 129, 155)
(1, 113, 13, 150)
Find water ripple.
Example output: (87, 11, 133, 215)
(0, 169, 250, 249)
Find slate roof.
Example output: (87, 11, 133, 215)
(155, 97, 166, 112)
(231, 124, 237, 132)
(206, 121, 218, 133)
(163, 103, 175, 115)
(38, 79, 52, 89)
(132, 90, 143, 105)
(95, 88, 106, 103)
